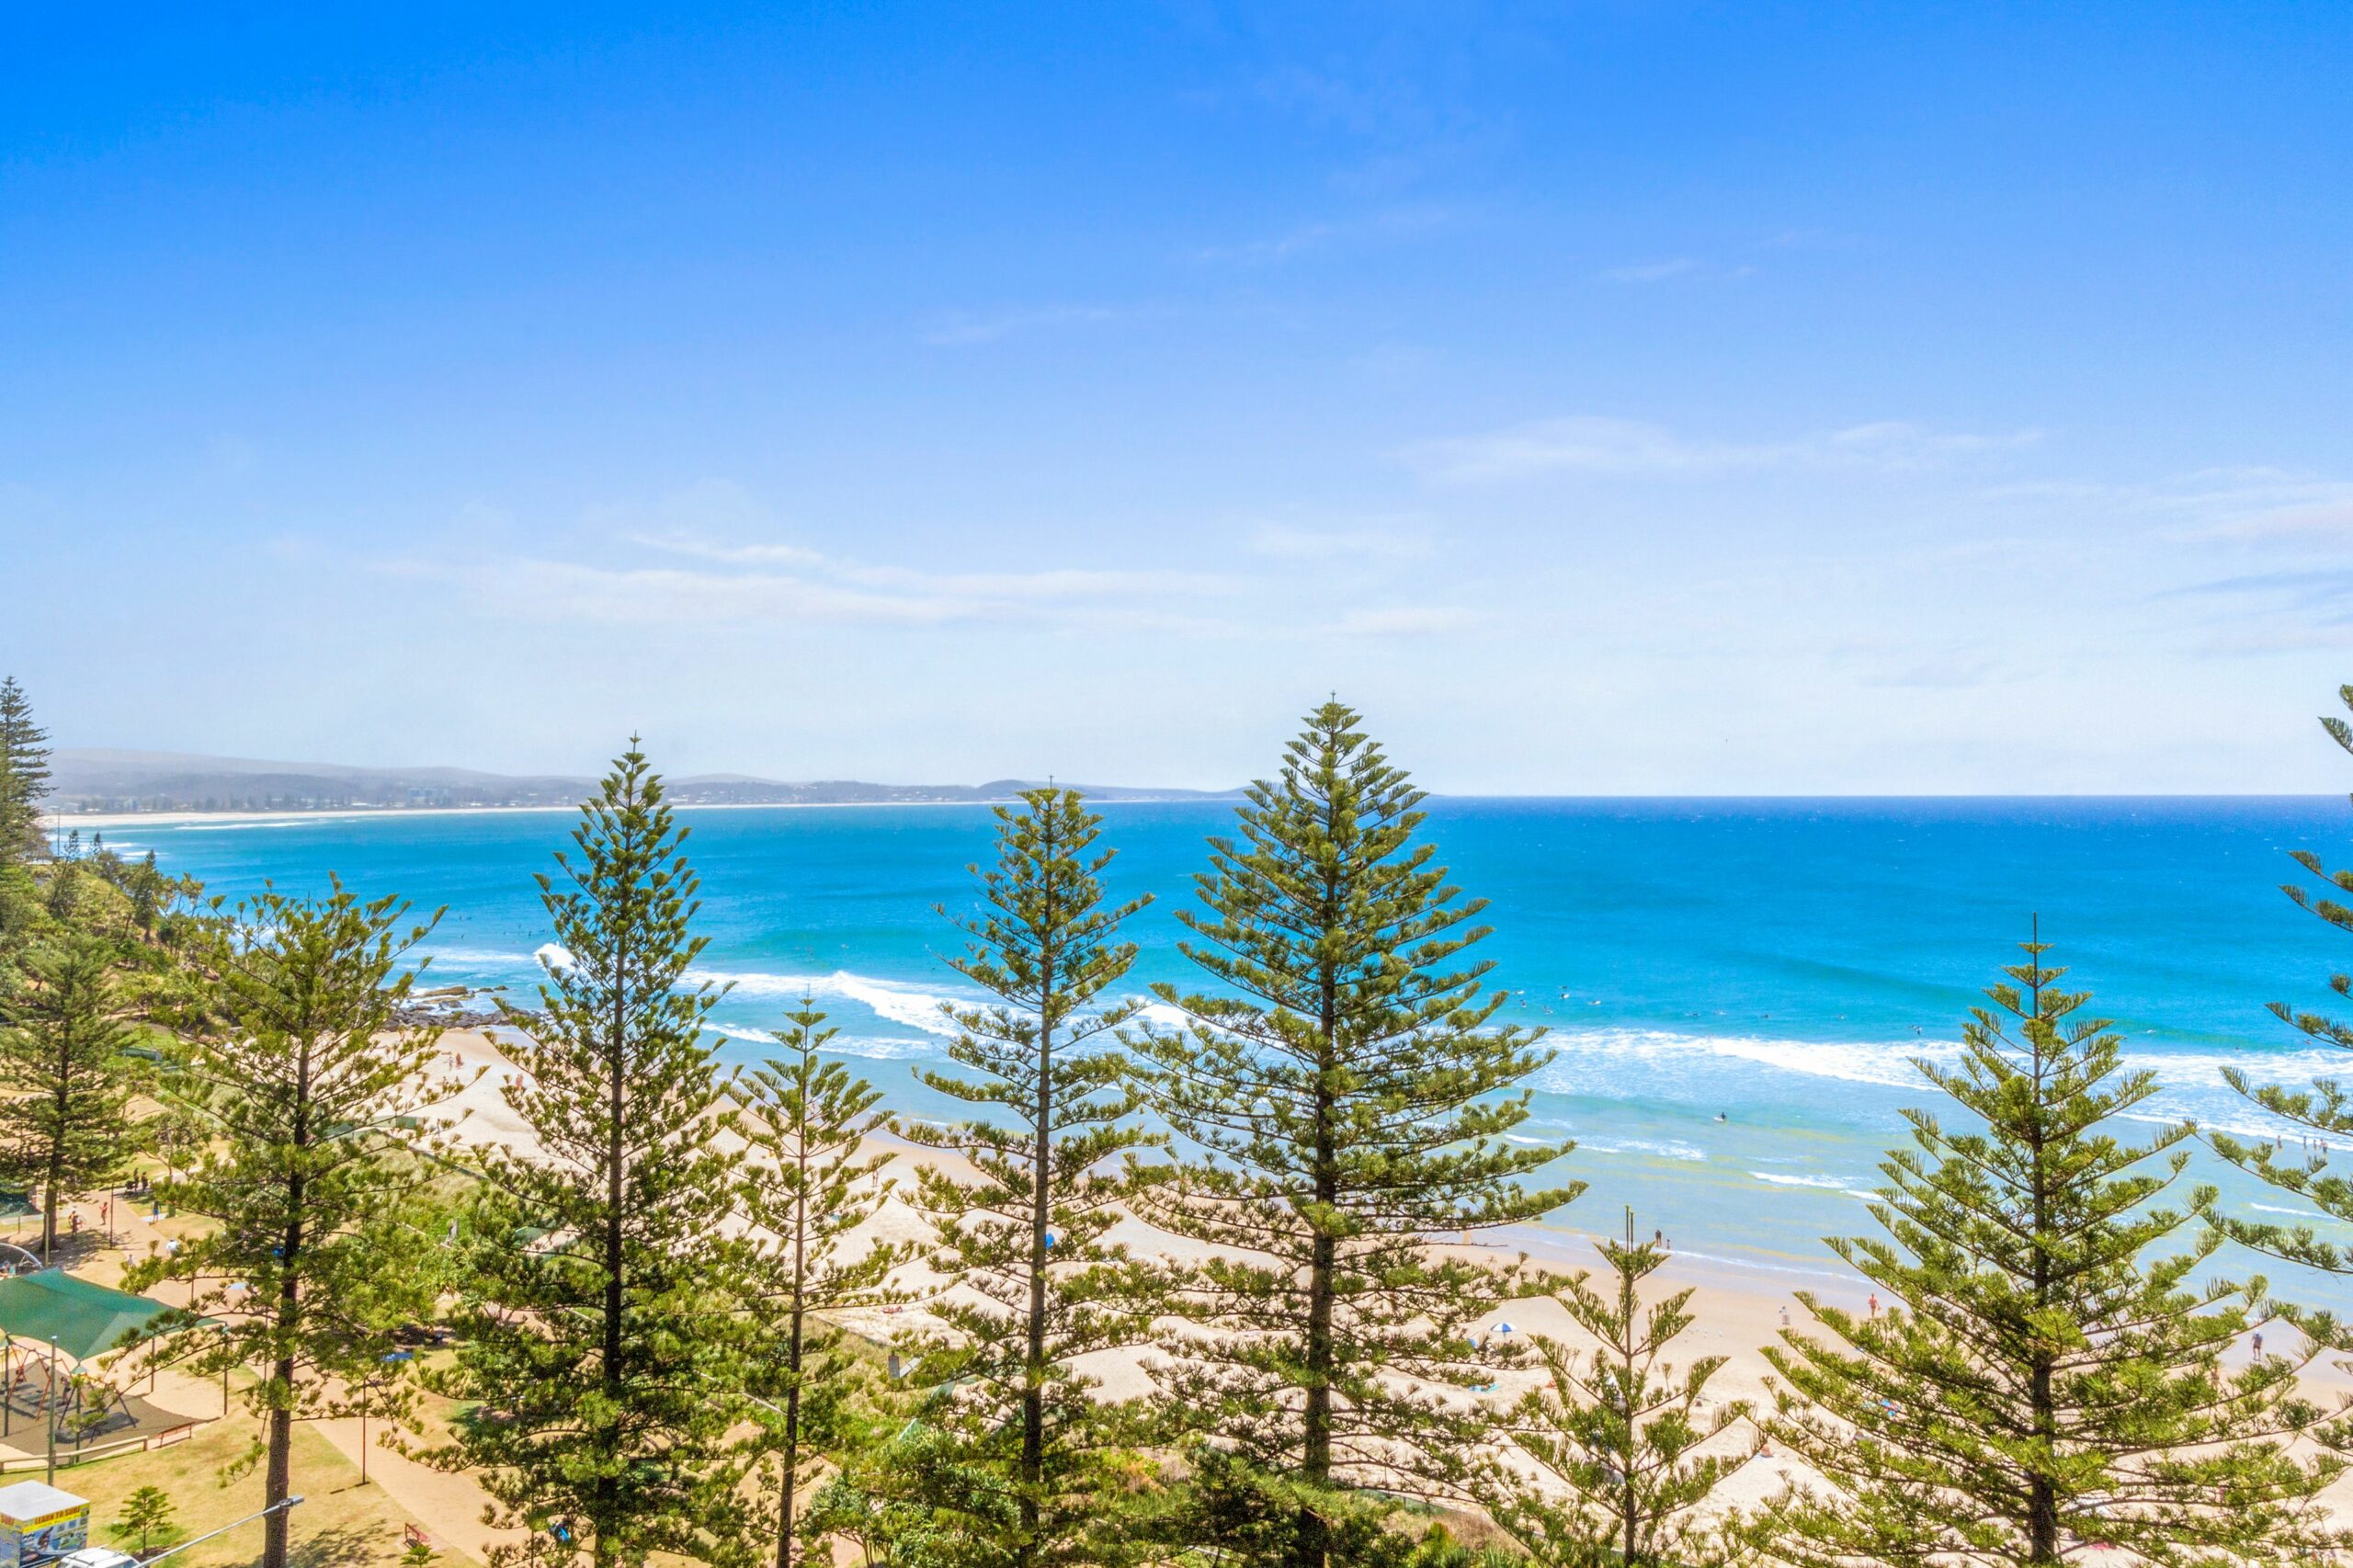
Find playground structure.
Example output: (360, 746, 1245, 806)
(0, 1275, 199, 1467)
(0, 1343, 133, 1451)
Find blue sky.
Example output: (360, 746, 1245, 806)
(4, 4, 2348, 791)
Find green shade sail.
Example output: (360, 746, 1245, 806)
(0, 1272, 182, 1363)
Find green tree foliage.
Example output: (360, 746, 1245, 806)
(2213, 684, 2353, 1267)
(431, 744, 746, 1568)
(900, 787, 1165, 1566)
(0, 936, 143, 1260)
(1150, 1448, 1518, 1568)
(734, 1000, 906, 1568)
(0, 867, 42, 986)
(1764, 935, 2346, 1567)
(1475, 1215, 1754, 1568)
(129, 851, 165, 935)
(0, 676, 51, 869)
(113, 1483, 179, 1558)
(44, 861, 82, 924)
(805, 1414, 1023, 1568)
(128, 881, 450, 1568)
(1130, 700, 1577, 1566)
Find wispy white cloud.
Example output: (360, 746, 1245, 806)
(1597, 256, 1762, 285)
(1986, 466, 2353, 545)
(1190, 205, 1453, 267)
(918, 303, 1132, 347)
(1861, 656, 2003, 690)
(1404, 415, 2040, 483)
(383, 558, 980, 627)
(627, 533, 824, 567)
(200, 434, 259, 480)
(2218, 499, 2353, 540)
(1599, 257, 1703, 283)
(2164, 566, 2353, 612)
(1324, 605, 1473, 636)
(390, 523, 1244, 631)
(1249, 523, 1432, 561)
(836, 562, 1238, 598)
(2155, 565, 2353, 653)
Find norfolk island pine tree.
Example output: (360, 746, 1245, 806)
(2212, 686, 2353, 1278)
(0, 676, 51, 870)
(427, 744, 749, 1568)
(899, 786, 1171, 1567)
(1763, 932, 2347, 1567)
(129, 881, 454, 1568)
(1128, 700, 1578, 1568)
(733, 999, 908, 1568)
(1474, 1210, 1758, 1568)
(0, 935, 143, 1261)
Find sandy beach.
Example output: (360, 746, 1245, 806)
(411, 1026, 2353, 1547)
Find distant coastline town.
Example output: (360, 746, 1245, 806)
(41, 749, 1239, 817)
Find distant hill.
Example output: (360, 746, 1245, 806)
(45, 749, 1240, 814)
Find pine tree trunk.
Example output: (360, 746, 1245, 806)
(1297, 919, 1340, 1568)
(262, 1040, 313, 1568)
(1301, 1195, 1335, 1568)
(1621, 1311, 1638, 1564)
(264, 1187, 305, 1568)
(598, 1082, 624, 1566)
(598, 912, 630, 1568)
(1299, 1088, 1337, 1568)
(1021, 923, 1057, 1563)
(779, 1136, 809, 1568)
(2027, 983, 2061, 1566)
(777, 1324, 801, 1568)
(2029, 1360, 2060, 1562)
(44, 1054, 67, 1264)
(264, 1393, 294, 1568)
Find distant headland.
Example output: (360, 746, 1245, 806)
(43, 747, 1243, 816)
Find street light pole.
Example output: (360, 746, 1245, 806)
(44, 1337, 58, 1486)
(140, 1495, 307, 1564)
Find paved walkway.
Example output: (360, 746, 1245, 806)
(311, 1411, 519, 1567)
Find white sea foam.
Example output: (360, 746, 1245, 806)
(428, 946, 543, 969)
(535, 942, 576, 971)
(1653, 1247, 1852, 1283)
(688, 968, 966, 1035)
(1130, 1001, 1195, 1035)
(1582, 1136, 1710, 1163)
(821, 1036, 946, 1062)
(1533, 1026, 2350, 1141)
(1535, 1028, 1950, 1094)
(1748, 1171, 1851, 1190)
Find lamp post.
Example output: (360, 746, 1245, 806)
(361, 1348, 415, 1485)
(44, 1336, 58, 1485)
(139, 1494, 306, 1564)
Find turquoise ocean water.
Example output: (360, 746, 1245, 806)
(98, 795, 2353, 1295)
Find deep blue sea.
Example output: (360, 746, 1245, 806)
(96, 796, 2353, 1295)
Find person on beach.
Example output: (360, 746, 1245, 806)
(1869, 1291, 1880, 1320)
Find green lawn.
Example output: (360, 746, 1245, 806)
(54, 1403, 477, 1568)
